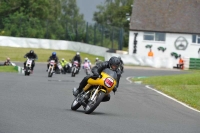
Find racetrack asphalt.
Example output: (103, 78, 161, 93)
(0, 63, 200, 133)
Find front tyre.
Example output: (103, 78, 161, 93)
(71, 98, 81, 110)
(85, 91, 106, 114)
(48, 68, 53, 77)
(71, 67, 76, 77)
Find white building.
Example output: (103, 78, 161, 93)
(128, 0, 200, 62)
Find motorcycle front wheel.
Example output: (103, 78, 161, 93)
(48, 68, 53, 77)
(71, 98, 81, 110)
(25, 68, 30, 76)
(85, 91, 106, 114)
(71, 67, 76, 77)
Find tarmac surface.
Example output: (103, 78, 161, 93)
(0, 63, 199, 133)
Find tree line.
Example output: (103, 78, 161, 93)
(0, 0, 133, 48)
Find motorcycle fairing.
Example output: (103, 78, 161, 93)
(83, 71, 117, 94)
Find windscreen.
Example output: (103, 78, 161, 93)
(102, 68, 118, 81)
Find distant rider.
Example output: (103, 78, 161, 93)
(65, 59, 72, 73)
(60, 58, 68, 73)
(47, 52, 59, 71)
(24, 50, 38, 71)
(83, 57, 91, 69)
(94, 57, 102, 66)
(71, 52, 82, 71)
(73, 56, 122, 102)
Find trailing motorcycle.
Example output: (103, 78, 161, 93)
(48, 60, 55, 77)
(65, 62, 72, 73)
(24, 58, 34, 76)
(71, 60, 79, 77)
(83, 62, 91, 75)
(62, 62, 72, 74)
(71, 68, 117, 114)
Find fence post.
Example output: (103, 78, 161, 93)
(94, 23, 96, 45)
(112, 28, 114, 49)
(45, 20, 49, 39)
(101, 25, 104, 46)
(118, 28, 122, 50)
(121, 28, 124, 50)
(75, 22, 78, 41)
(86, 22, 88, 43)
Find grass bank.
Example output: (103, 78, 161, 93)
(133, 71, 200, 111)
(0, 66, 18, 73)
(0, 46, 104, 64)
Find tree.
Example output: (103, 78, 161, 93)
(0, 0, 85, 40)
(93, 0, 133, 47)
(60, 0, 85, 41)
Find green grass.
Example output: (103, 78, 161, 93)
(0, 66, 18, 73)
(0, 46, 104, 64)
(133, 71, 200, 111)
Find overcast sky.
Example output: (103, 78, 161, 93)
(76, 0, 105, 23)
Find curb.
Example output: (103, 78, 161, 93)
(14, 66, 24, 74)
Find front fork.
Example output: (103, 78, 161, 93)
(90, 86, 106, 102)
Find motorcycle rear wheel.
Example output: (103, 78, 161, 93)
(85, 91, 106, 114)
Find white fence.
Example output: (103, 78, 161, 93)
(0, 36, 108, 56)
(0, 36, 187, 69)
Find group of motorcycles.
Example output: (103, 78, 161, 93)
(23, 58, 91, 77)
(47, 60, 74, 77)
(23, 57, 119, 114)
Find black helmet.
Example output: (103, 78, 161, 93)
(30, 50, 34, 54)
(108, 56, 120, 70)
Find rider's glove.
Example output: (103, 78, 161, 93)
(93, 72, 100, 77)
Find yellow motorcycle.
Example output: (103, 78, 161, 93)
(71, 68, 117, 114)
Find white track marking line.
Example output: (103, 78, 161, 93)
(146, 85, 200, 113)
(126, 77, 133, 83)
(125, 77, 200, 113)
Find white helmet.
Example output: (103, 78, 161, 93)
(76, 52, 80, 55)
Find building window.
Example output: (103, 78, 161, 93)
(192, 35, 200, 44)
(144, 32, 165, 41)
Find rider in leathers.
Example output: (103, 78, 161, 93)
(47, 52, 59, 71)
(24, 50, 38, 70)
(71, 52, 82, 71)
(73, 56, 122, 102)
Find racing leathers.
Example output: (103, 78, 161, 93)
(71, 55, 82, 69)
(47, 56, 59, 71)
(24, 53, 38, 70)
(74, 61, 122, 101)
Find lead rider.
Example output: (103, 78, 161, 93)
(24, 50, 38, 72)
(73, 56, 122, 102)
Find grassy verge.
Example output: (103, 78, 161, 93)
(0, 66, 18, 73)
(0, 46, 104, 64)
(133, 71, 200, 111)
